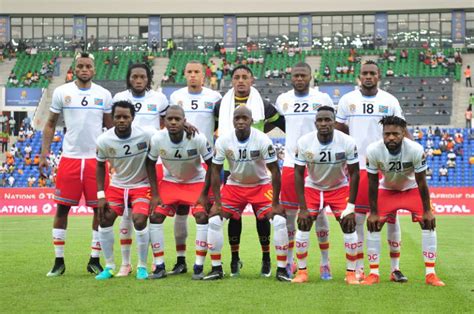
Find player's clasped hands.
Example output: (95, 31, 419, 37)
(148, 194, 163, 215)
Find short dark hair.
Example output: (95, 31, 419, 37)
(379, 115, 407, 128)
(292, 62, 312, 72)
(231, 65, 253, 77)
(362, 59, 379, 68)
(126, 63, 153, 91)
(112, 100, 135, 119)
(165, 104, 185, 117)
(316, 105, 335, 119)
(75, 52, 95, 63)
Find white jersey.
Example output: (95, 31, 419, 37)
(295, 130, 358, 191)
(366, 138, 427, 191)
(213, 128, 277, 187)
(148, 131, 212, 183)
(336, 89, 403, 169)
(275, 88, 334, 167)
(113, 89, 169, 129)
(169, 87, 222, 145)
(96, 125, 157, 188)
(50, 82, 113, 158)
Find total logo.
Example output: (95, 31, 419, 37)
(432, 203, 471, 214)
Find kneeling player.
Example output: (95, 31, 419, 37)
(147, 105, 213, 280)
(292, 106, 360, 284)
(95, 101, 156, 280)
(204, 106, 290, 281)
(362, 116, 444, 286)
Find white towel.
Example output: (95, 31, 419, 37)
(218, 86, 265, 136)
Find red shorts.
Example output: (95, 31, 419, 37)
(354, 170, 383, 214)
(106, 186, 151, 216)
(54, 157, 109, 207)
(305, 186, 349, 219)
(281, 167, 298, 211)
(154, 180, 206, 217)
(378, 188, 425, 223)
(221, 184, 273, 220)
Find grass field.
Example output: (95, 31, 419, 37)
(1, 215, 473, 313)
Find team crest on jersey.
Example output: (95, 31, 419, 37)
(335, 152, 346, 160)
(283, 103, 289, 112)
(304, 151, 314, 160)
(107, 147, 116, 156)
(159, 149, 167, 157)
(205, 101, 214, 109)
(225, 149, 234, 159)
(148, 104, 157, 112)
(177, 100, 183, 107)
(349, 104, 356, 113)
(137, 142, 147, 150)
(312, 103, 321, 111)
(187, 149, 198, 157)
(64, 96, 72, 105)
(378, 105, 389, 113)
(94, 98, 104, 106)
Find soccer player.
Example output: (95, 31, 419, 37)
(94, 101, 156, 280)
(275, 62, 334, 279)
(214, 64, 285, 277)
(291, 106, 360, 284)
(335, 60, 407, 282)
(112, 63, 169, 277)
(204, 106, 290, 282)
(165, 61, 222, 275)
(361, 116, 445, 286)
(147, 105, 213, 280)
(40, 52, 113, 277)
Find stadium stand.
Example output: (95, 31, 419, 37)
(6, 51, 60, 88)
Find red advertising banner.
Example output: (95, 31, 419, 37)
(0, 187, 472, 216)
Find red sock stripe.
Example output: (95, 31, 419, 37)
(53, 241, 65, 245)
(425, 262, 435, 268)
(390, 252, 400, 258)
(296, 252, 308, 259)
(153, 251, 164, 257)
(120, 239, 132, 245)
(276, 255, 287, 261)
(91, 246, 101, 251)
(210, 254, 221, 261)
(176, 244, 186, 251)
(319, 243, 329, 250)
(357, 253, 364, 259)
(196, 250, 207, 257)
(369, 264, 379, 269)
(346, 254, 358, 261)
(231, 244, 240, 252)
(288, 241, 295, 249)
(261, 245, 270, 253)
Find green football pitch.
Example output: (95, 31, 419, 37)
(1, 216, 473, 313)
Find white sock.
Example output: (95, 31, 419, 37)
(343, 232, 358, 271)
(387, 218, 401, 272)
(134, 226, 149, 269)
(195, 223, 208, 266)
(90, 230, 101, 258)
(295, 230, 310, 269)
(366, 231, 381, 275)
(174, 214, 188, 257)
(98, 226, 115, 270)
(355, 213, 366, 272)
(149, 223, 165, 266)
(207, 216, 224, 267)
(286, 210, 297, 266)
(422, 230, 437, 275)
(272, 215, 289, 268)
(52, 228, 66, 258)
(119, 216, 133, 266)
(315, 210, 330, 266)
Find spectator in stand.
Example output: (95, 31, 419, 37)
(210, 74, 218, 90)
(454, 131, 463, 144)
(216, 68, 223, 90)
(22, 115, 31, 131)
(8, 174, 15, 187)
(24, 143, 32, 157)
(26, 127, 34, 139)
(33, 154, 40, 166)
(400, 49, 408, 60)
(465, 65, 472, 87)
(18, 128, 25, 142)
(1, 132, 8, 153)
(438, 165, 448, 180)
(336, 64, 342, 74)
(38, 176, 46, 187)
(466, 103, 472, 129)
(31, 71, 40, 83)
(323, 65, 331, 80)
(455, 146, 464, 160)
(25, 155, 32, 167)
(272, 68, 280, 78)
(313, 69, 320, 86)
(28, 175, 36, 187)
(264, 69, 271, 79)
(52, 131, 61, 142)
(426, 138, 434, 149)
(425, 147, 433, 158)
(438, 138, 448, 152)
(386, 67, 394, 77)
(426, 167, 433, 180)
(112, 55, 120, 66)
(434, 126, 441, 137)
(9, 117, 15, 136)
(446, 159, 456, 169)
(1, 175, 6, 187)
(446, 138, 455, 151)
(447, 150, 457, 161)
(454, 51, 463, 64)
(469, 156, 474, 165)
(413, 127, 421, 139)
(65, 66, 74, 82)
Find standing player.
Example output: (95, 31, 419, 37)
(214, 64, 285, 277)
(94, 101, 156, 280)
(40, 52, 113, 277)
(362, 116, 444, 286)
(204, 106, 290, 282)
(147, 105, 213, 280)
(112, 63, 169, 277)
(335, 60, 407, 282)
(275, 62, 334, 279)
(291, 106, 360, 284)
(165, 61, 221, 275)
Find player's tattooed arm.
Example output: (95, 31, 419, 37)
(39, 112, 60, 176)
(415, 170, 436, 231)
(367, 172, 381, 232)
